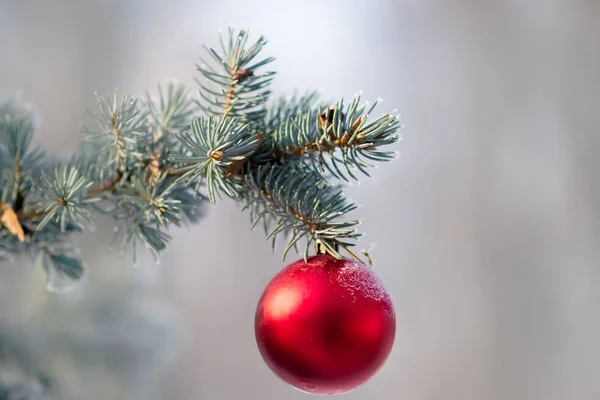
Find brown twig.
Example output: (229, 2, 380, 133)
(280, 112, 365, 157)
(88, 172, 123, 197)
(279, 130, 365, 157)
(224, 68, 253, 115)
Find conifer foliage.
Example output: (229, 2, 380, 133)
(0, 27, 401, 291)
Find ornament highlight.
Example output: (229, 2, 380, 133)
(255, 254, 396, 395)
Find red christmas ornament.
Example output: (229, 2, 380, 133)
(254, 254, 396, 395)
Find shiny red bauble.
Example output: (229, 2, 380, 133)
(254, 254, 396, 395)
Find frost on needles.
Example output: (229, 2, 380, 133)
(0, 27, 401, 291)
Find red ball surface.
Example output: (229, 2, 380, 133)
(255, 254, 396, 395)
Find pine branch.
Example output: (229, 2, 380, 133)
(169, 115, 259, 203)
(243, 163, 360, 261)
(244, 91, 321, 167)
(0, 27, 402, 291)
(147, 81, 197, 142)
(271, 94, 401, 181)
(32, 165, 95, 231)
(82, 92, 151, 166)
(0, 88, 206, 288)
(196, 27, 275, 123)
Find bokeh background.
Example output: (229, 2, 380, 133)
(1, 0, 599, 399)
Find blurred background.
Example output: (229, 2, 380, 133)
(1, 0, 599, 399)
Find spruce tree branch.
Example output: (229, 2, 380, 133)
(0, 83, 207, 283)
(192, 27, 275, 180)
(0, 26, 402, 290)
(147, 81, 196, 141)
(242, 163, 360, 261)
(15, 159, 195, 225)
(196, 27, 275, 123)
(269, 94, 401, 181)
(14, 83, 199, 226)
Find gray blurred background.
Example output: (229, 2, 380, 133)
(1, 0, 599, 399)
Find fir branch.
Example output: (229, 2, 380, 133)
(102, 174, 177, 259)
(32, 165, 95, 231)
(146, 81, 196, 142)
(196, 27, 275, 122)
(0, 117, 36, 161)
(0, 109, 45, 207)
(244, 91, 321, 167)
(266, 91, 321, 132)
(243, 163, 360, 260)
(82, 92, 151, 166)
(169, 115, 258, 203)
(20, 225, 87, 292)
(0, 87, 207, 278)
(112, 219, 171, 262)
(39, 245, 85, 284)
(0, 26, 403, 288)
(122, 172, 182, 227)
(272, 94, 401, 181)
